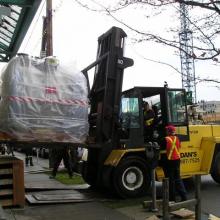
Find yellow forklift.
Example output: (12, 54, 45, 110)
(81, 26, 220, 198)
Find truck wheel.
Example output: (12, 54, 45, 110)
(113, 156, 151, 198)
(211, 152, 220, 184)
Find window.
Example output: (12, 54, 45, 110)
(120, 97, 140, 129)
(167, 90, 187, 124)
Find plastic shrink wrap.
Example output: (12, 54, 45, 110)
(0, 54, 89, 143)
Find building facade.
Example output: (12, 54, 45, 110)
(197, 100, 220, 123)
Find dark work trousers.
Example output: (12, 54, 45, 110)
(69, 147, 78, 172)
(144, 126, 154, 142)
(162, 159, 187, 201)
(25, 148, 33, 166)
(52, 147, 73, 177)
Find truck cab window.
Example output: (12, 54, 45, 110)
(167, 90, 187, 123)
(120, 97, 140, 129)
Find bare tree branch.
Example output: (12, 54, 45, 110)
(136, 52, 220, 84)
(72, 0, 220, 86)
(73, 0, 220, 61)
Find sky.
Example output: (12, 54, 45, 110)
(14, 0, 220, 101)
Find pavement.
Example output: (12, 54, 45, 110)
(1, 152, 152, 220)
(0, 152, 217, 220)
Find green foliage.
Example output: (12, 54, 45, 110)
(55, 172, 85, 185)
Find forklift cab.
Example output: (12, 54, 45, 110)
(120, 86, 189, 148)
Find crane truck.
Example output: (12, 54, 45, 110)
(80, 26, 220, 198)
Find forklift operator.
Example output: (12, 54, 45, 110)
(143, 101, 155, 141)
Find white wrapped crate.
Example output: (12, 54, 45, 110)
(0, 54, 89, 143)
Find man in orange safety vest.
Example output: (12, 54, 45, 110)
(161, 125, 187, 202)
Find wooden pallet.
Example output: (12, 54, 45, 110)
(0, 156, 24, 207)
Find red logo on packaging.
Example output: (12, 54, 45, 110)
(45, 87, 57, 94)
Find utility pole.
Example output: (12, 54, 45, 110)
(40, 16, 47, 58)
(179, 3, 196, 104)
(41, 0, 53, 57)
(44, 0, 54, 168)
(46, 0, 53, 56)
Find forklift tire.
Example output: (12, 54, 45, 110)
(113, 156, 151, 198)
(211, 152, 220, 184)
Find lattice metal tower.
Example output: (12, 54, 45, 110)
(179, 3, 196, 103)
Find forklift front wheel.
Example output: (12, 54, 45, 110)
(211, 152, 220, 184)
(113, 156, 151, 198)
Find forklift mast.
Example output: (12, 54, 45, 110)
(82, 27, 133, 147)
(81, 27, 133, 187)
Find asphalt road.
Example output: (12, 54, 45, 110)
(116, 175, 220, 220)
(197, 175, 220, 217)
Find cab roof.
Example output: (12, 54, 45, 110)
(123, 86, 185, 98)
